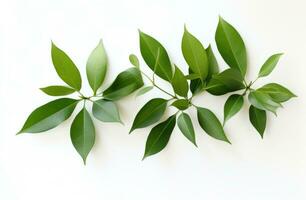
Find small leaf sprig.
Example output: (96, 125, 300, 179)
(212, 17, 296, 137)
(130, 16, 295, 159)
(18, 40, 144, 164)
(130, 26, 231, 160)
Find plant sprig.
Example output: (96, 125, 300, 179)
(18, 40, 144, 164)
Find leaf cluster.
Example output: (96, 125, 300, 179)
(19, 17, 296, 163)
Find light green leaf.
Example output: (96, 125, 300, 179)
(171, 99, 190, 110)
(139, 31, 173, 81)
(171, 65, 188, 97)
(249, 105, 266, 138)
(248, 90, 282, 114)
(92, 99, 122, 123)
(206, 69, 245, 95)
(215, 17, 247, 76)
(177, 112, 196, 146)
(130, 98, 167, 133)
(143, 115, 176, 159)
(182, 26, 208, 80)
(103, 67, 144, 100)
(257, 83, 296, 103)
(129, 54, 140, 68)
(18, 98, 78, 134)
(223, 94, 244, 124)
(70, 107, 95, 165)
(136, 86, 154, 97)
(197, 107, 230, 143)
(185, 73, 201, 80)
(258, 53, 283, 78)
(86, 40, 107, 94)
(51, 42, 82, 90)
(206, 45, 219, 80)
(40, 85, 75, 96)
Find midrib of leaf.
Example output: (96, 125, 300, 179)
(142, 37, 172, 81)
(220, 21, 244, 74)
(60, 58, 80, 90)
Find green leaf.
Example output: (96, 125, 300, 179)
(182, 26, 208, 80)
(189, 71, 204, 94)
(92, 99, 122, 123)
(139, 31, 173, 81)
(223, 94, 244, 124)
(70, 107, 95, 165)
(18, 98, 78, 134)
(215, 17, 247, 76)
(171, 65, 188, 97)
(130, 98, 167, 133)
(206, 45, 219, 80)
(103, 67, 144, 100)
(171, 99, 190, 110)
(248, 90, 282, 114)
(135, 86, 154, 97)
(129, 54, 140, 68)
(185, 73, 201, 80)
(86, 40, 107, 94)
(51, 42, 82, 90)
(40, 85, 75, 96)
(143, 115, 176, 159)
(258, 53, 283, 78)
(197, 107, 230, 143)
(206, 69, 245, 95)
(257, 83, 296, 103)
(177, 112, 197, 146)
(249, 105, 266, 138)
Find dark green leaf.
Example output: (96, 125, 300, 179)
(206, 69, 245, 95)
(51, 42, 82, 90)
(257, 83, 296, 103)
(70, 107, 95, 164)
(171, 99, 190, 110)
(182, 26, 208, 80)
(177, 112, 196, 146)
(258, 53, 283, 78)
(248, 90, 282, 114)
(129, 54, 140, 68)
(171, 65, 188, 97)
(92, 99, 122, 123)
(206, 45, 219, 80)
(135, 86, 154, 97)
(86, 40, 107, 94)
(139, 31, 173, 81)
(103, 67, 144, 100)
(18, 98, 78, 134)
(197, 107, 230, 143)
(223, 94, 244, 124)
(130, 98, 167, 133)
(143, 115, 176, 159)
(249, 105, 266, 138)
(215, 17, 247, 76)
(40, 85, 75, 96)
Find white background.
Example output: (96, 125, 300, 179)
(1, 0, 305, 199)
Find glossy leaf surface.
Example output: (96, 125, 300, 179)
(18, 98, 78, 133)
(223, 94, 244, 124)
(92, 99, 121, 123)
(70, 107, 95, 164)
(130, 98, 167, 133)
(40, 85, 75, 96)
(258, 53, 282, 77)
(51, 42, 82, 90)
(177, 112, 196, 146)
(249, 105, 266, 138)
(171, 65, 188, 97)
(143, 115, 176, 159)
(86, 40, 107, 94)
